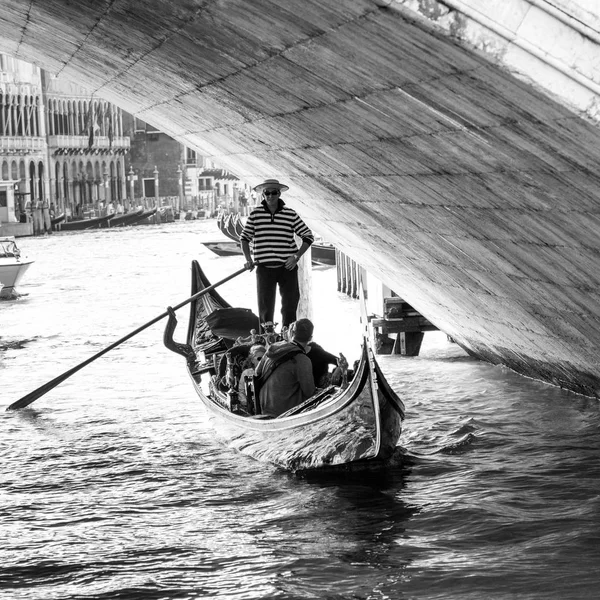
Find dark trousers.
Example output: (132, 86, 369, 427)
(256, 265, 300, 328)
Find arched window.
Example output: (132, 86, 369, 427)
(2, 160, 8, 180)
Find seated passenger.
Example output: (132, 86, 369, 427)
(238, 344, 267, 409)
(255, 318, 316, 417)
(306, 341, 339, 388)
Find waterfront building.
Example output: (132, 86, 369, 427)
(0, 54, 251, 235)
(122, 112, 251, 218)
(0, 53, 130, 235)
(44, 73, 129, 220)
(0, 55, 45, 235)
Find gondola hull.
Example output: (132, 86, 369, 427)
(202, 241, 243, 257)
(216, 212, 242, 242)
(51, 213, 66, 231)
(170, 260, 405, 472)
(190, 351, 403, 471)
(108, 208, 148, 227)
(59, 213, 116, 230)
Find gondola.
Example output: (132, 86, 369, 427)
(59, 213, 116, 231)
(50, 213, 66, 231)
(233, 213, 245, 238)
(108, 207, 148, 227)
(202, 241, 243, 257)
(163, 260, 405, 472)
(133, 207, 162, 225)
(217, 212, 241, 242)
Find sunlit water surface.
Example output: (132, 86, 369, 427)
(1, 221, 599, 600)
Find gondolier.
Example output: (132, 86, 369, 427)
(240, 179, 314, 329)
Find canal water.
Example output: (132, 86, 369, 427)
(1, 220, 599, 600)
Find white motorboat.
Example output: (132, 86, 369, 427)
(0, 237, 34, 298)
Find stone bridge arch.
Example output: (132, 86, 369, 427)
(2, 0, 600, 396)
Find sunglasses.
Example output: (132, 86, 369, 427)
(264, 190, 280, 196)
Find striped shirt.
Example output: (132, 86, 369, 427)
(240, 199, 314, 267)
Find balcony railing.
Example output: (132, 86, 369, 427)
(0, 137, 45, 152)
(48, 135, 130, 149)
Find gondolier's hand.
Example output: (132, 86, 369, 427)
(244, 259, 255, 271)
(284, 254, 299, 270)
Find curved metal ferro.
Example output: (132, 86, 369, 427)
(163, 306, 197, 365)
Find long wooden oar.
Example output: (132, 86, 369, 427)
(6, 265, 251, 411)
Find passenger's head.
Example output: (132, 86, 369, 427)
(249, 344, 266, 366)
(290, 318, 314, 345)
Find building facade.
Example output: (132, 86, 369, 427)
(0, 55, 46, 233)
(122, 112, 251, 217)
(44, 72, 130, 219)
(0, 54, 251, 235)
(0, 54, 130, 234)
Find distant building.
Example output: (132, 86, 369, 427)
(122, 113, 251, 217)
(0, 54, 249, 235)
(0, 53, 129, 234)
(43, 71, 130, 219)
(0, 55, 46, 233)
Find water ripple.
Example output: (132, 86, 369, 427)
(2, 223, 600, 599)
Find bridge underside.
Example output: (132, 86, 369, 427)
(2, 0, 600, 397)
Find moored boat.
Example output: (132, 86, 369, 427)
(163, 260, 405, 472)
(217, 212, 241, 242)
(0, 237, 35, 298)
(202, 241, 243, 257)
(134, 207, 165, 225)
(233, 213, 245, 238)
(311, 241, 336, 266)
(51, 213, 66, 231)
(59, 213, 116, 231)
(108, 208, 147, 228)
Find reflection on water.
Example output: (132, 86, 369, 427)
(1, 221, 600, 599)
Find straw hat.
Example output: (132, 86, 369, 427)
(253, 178, 289, 193)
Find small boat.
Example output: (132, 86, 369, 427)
(59, 213, 116, 231)
(0, 237, 35, 298)
(233, 213, 245, 238)
(163, 260, 405, 472)
(134, 207, 167, 225)
(108, 208, 149, 228)
(217, 212, 243, 242)
(311, 241, 336, 266)
(202, 241, 243, 257)
(51, 213, 66, 231)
